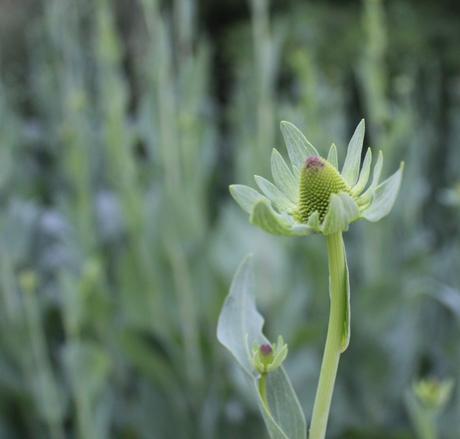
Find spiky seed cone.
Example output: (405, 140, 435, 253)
(298, 156, 353, 223)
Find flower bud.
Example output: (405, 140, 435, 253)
(298, 156, 354, 223)
(252, 336, 288, 375)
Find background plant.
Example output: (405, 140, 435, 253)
(0, 0, 459, 438)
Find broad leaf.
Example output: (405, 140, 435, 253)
(217, 255, 266, 375)
(217, 256, 307, 439)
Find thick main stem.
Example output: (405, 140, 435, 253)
(309, 232, 346, 439)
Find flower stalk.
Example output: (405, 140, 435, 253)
(310, 232, 347, 439)
(258, 373, 269, 410)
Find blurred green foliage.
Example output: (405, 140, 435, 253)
(0, 0, 459, 438)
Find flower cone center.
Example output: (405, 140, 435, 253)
(298, 156, 352, 223)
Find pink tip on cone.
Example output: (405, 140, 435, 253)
(305, 156, 324, 170)
(260, 344, 273, 356)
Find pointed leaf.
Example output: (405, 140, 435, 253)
(229, 185, 266, 214)
(362, 163, 404, 222)
(255, 176, 296, 212)
(327, 143, 338, 169)
(280, 121, 319, 178)
(342, 119, 365, 186)
(250, 200, 295, 236)
(217, 257, 307, 439)
(322, 193, 360, 235)
(217, 256, 267, 376)
(271, 149, 298, 203)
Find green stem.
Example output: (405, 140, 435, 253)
(309, 232, 347, 439)
(258, 373, 269, 410)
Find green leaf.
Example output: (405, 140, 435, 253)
(341, 119, 365, 186)
(217, 257, 307, 439)
(257, 368, 307, 439)
(327, 143, 338, 169)
(322, 193, 360, 235)
(250, 200, 295, 236)
(229, 184, 266, 214)
(363, 162, 404, 222)
(271, 149, 298, 203)
(255, 175, 296, 212)
(217, 255, 266, 375)
(280, 121, 319, 179)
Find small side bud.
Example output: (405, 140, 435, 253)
(252, 336, 288, 375)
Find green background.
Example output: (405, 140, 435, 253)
(0, 0, 459, 437)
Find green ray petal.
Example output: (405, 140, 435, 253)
(229, 184, 266, 214)
(358, 149, 383, 205)
(327, 143, 338, 169)
(341, 119, 365, 186)
(362, 163, 404, 222)
(321, 192, 360, 235)
(280, 121, 319, 178)
(271, 149, 298, 203)
(250, 200, 295, 236)
(352, 147, 372, 195)
(255, 175, 296, 212)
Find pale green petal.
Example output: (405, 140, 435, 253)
(362, 162, 404, 222)
(229, 184, 266, 214)
(250, 200, 295, 236)
(321, 193, 360, 235)
(280, 121, 319, 178)
(254, 175, 296, 212)
(327, 143, 338, 169)
(352, 147, 372, 195)
(358, 149, 383, 204)
(271, 149, 298, 203)
(341, 119, 365, 186)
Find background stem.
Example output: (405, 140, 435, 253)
(309, 232, 347, 439)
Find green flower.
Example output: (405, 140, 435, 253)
(230, 120, 404, 236)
